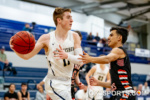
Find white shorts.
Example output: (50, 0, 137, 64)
(86, 87, 103, 100)
(45, 77, 71, 100)
(75, 90, 86, 100)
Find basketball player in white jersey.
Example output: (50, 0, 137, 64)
(9, 7, 83, 100)
(86, 57, 110, 100)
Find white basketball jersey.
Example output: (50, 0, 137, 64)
(93, 64, 109, 82)
(92, 64, 109, 91)
(45, 31, 74, 79)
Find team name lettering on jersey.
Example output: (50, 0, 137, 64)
(63, 47, 74, 52)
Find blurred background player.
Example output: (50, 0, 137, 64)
(23, 23, 33, 32)
(18, 83, 30, 100)
(142, 82, 150, 95)
(86, 57, 110, 100)
(0, 46, 12, 71)
(80, 27, 135, 100)
(10, 7, 83, 100)
(35, 85, 47, 100)
(36, 76, 52, 100)
(4, 83, 18, 100)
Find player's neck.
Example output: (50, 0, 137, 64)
(55, 26, 68, 40)
(9, 90, 14, 94)
(112, 42, 123, 48)
(21, 90, 26, 93)
(100, 64, 105, 70)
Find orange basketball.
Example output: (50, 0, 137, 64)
(12, 31, 35, 54)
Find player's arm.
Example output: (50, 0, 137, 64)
(17, 92, 22, 100)
(106, 71, 111, 82)
(0, 58, 5, 63)
(9, 34, 48, 60)
(4, 97, 9, 100)
(27, 92, 30, 100)
(86, 66, 96, 86)
(75, 71, 80, 86)
(37, 75, 47, 89)
(80, 48, 122, 64)
(90, 77, 111, 88)
(54, 32, 83, 65)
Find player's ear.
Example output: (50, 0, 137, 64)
(57, 18, 61, 24)
(118, 35, 122, 42)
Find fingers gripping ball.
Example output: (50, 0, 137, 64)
(12, 31, 35, 54)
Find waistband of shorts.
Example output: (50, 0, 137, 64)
(47, 75, 71, 81)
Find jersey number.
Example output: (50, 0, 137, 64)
(63, 59, 70, 67)
(98, 76, 103, 81)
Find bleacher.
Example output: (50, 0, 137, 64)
(0, 18, 149, 64)
(0, 18, 150, 99)
(0, 67, 47, 99)
(132, 74, 147, 86)
(0, 66, 149, 99)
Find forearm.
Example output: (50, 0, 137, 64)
(67, 54, 83, 65)
(75, 74, 80, 86)
(97, 81, 111, 88)
(0, 58, 5, 63)
(4, 97, 9, 100)
(86, 75, 90, 86)
(14, 45, 41, 60)
(0, 60, 5, 63)
(67, 47, 83, 65)
(39, 81, 45, 86)
(28, 93, 30, 100)
(11, 37, 44, 60)
(14, 51, 29, 60)
(90, 56, 109, 64)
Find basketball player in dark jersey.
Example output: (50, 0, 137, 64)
(18, 83, 30, 100)
(79, 27, 135, 100)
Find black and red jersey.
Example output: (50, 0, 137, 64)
(110, 47, 133, 91)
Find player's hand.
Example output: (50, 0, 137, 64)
(78, 82, 85, 89)
(90, 77, 98, 86)
(9, 36, 14, 50)
(111, 83, 117, 91)
(79, 51, 91, 64)
(5, 60, 9, 65)
(53, 45, 68, 60)
(88, 85, 93, 89)
(36, 84, 40, 89)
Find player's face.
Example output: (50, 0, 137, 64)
(9, 84, 15, 92)
(61, 12, 73, 30)
(38, 85, 44, 92)
(1, 49, 4, 54)
(25, 24, 30, 28)
(108, 30, 120, 48)
(21, 85, 27, 91)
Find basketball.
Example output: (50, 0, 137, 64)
(11, 31, 35, 54)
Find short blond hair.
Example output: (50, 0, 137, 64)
(53, 7, 71, 26)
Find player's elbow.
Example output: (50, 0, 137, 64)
(22, 56, 30, 60)
(23, 58, 29, 60)
(104, 57, 111, 64)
